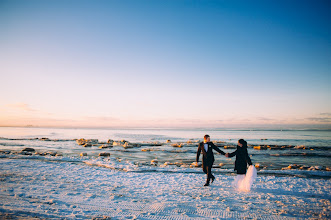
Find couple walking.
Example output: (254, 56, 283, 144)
(196, 134, 255, 189)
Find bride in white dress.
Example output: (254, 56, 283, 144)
(226, 139, 257, 191)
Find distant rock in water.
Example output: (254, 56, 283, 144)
(80, 153, 87, 157)
(166, 140, 171, 143)
(107, 139, 114, 144)
(99, 144, 113, 149)
(171, 144, 183, 148)
(0, 150, 11, 154)
(22, 148, 35, 152)
(76, 138, 98, 146)
(99, 152, 110, 157)
(83, 143, 92, 147)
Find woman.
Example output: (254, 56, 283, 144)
(226, 139, 256, 191)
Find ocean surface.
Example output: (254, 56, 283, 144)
(1, 127, 330, 178)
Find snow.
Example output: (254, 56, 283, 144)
(0, 157, 330, 219)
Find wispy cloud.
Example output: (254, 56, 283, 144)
(5, 103, 37, 112)
(306, 117, 331, 123)
(306, 113, 331, 123)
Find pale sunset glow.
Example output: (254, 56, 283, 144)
(1, 0, 330, 128)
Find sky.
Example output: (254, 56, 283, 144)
(0, 0, 330, 128)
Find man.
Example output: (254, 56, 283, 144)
(196, 134, 225, 186)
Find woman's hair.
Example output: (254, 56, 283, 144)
(204, 134, 210, 140)
(238, 139, 247, 148)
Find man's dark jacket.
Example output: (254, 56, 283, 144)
(196, 142, 225, 165)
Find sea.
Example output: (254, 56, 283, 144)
(1, 126, 330, 179)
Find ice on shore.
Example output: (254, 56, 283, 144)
(0, 158, 330, 219)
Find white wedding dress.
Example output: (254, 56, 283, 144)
(232, 165, 257, 192)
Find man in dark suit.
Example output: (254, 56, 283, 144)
(196, 134, 225, 186)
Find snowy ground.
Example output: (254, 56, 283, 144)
(0, 157, 330, 219)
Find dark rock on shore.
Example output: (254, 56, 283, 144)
(22, 148, 35, 152)
(99, 152, 110, 157)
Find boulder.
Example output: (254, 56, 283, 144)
(166, 140, 171, 143)
(46, 152, 57, 156)
(80, 153, 87, 157)
(21, 151, 32, 155)
(254, 145, 267, 150)
(107, 139, 114, 144)
(76, 138, 98, 145)
(99, 144, 113, 149)
(151, 159, 158, 166)
(83, 143, 92, 147)
(123, 142, 135, 148)
(171, 144, 183, 148)
(76, 138, 86, 145)
(0, 150, 11, 154)
(99, 152, 110, 157)
(22, 148, 35, 152)
(223, 145, 236, 149)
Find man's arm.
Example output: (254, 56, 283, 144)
(196, 144, 202, 163)
(211, 142, 225, 155)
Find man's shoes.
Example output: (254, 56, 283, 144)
(211, 176, 215, 183)
(204, 183, 209, 186)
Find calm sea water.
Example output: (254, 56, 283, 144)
(1, 127, 331, 172)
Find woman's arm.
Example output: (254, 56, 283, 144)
(227, 149, 237, 158)
(245, 148, 252, 165)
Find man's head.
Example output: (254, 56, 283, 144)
(204, 134, 210, 142)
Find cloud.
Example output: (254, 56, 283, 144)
(306, 117, 331, 123)
(257, 117, 273, 121)
(319, 113, 331, 116)
(5, 103, 37, 112)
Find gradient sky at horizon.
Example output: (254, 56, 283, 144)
(0, 0, 330, 128)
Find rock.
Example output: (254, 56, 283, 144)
(21, 151, 32, 155)
(76, 138, 98, 145)
(171, 144, 183, 148)
(80, 153, 87, 157)
(166, 140, 172, 143)
(107, 139, 114, 144)
(255, 163, 262, 168)
(223, 145, 236, 149)
(123, 142, 134, 148)
(141, 148, 152, 152)
(151, 159, 158, 166)
(76, 138, 86, 145)
(22, 148, 35, 152)
(46, 152, 57, 156)
(288, 164, 300, 169)
(254, 145, 267, 150)
(55, 153, 63, 157)
(0, 150, 11, 154)
(219, 163, 224, 167)
(40, 137, 50, 141)
(99, 144, 113, 149)
(99, 152, 110, 157)
(83, 143, 92, 147)
(299, 165, 310, 170)
(294, 145, 306, 149)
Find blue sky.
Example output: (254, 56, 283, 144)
(0, 0, 330, 128)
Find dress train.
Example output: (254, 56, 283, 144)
(232, 165, 257, 192)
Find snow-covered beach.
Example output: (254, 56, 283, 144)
(1, 127, 331, 219)
(1, 155, 330, 219)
